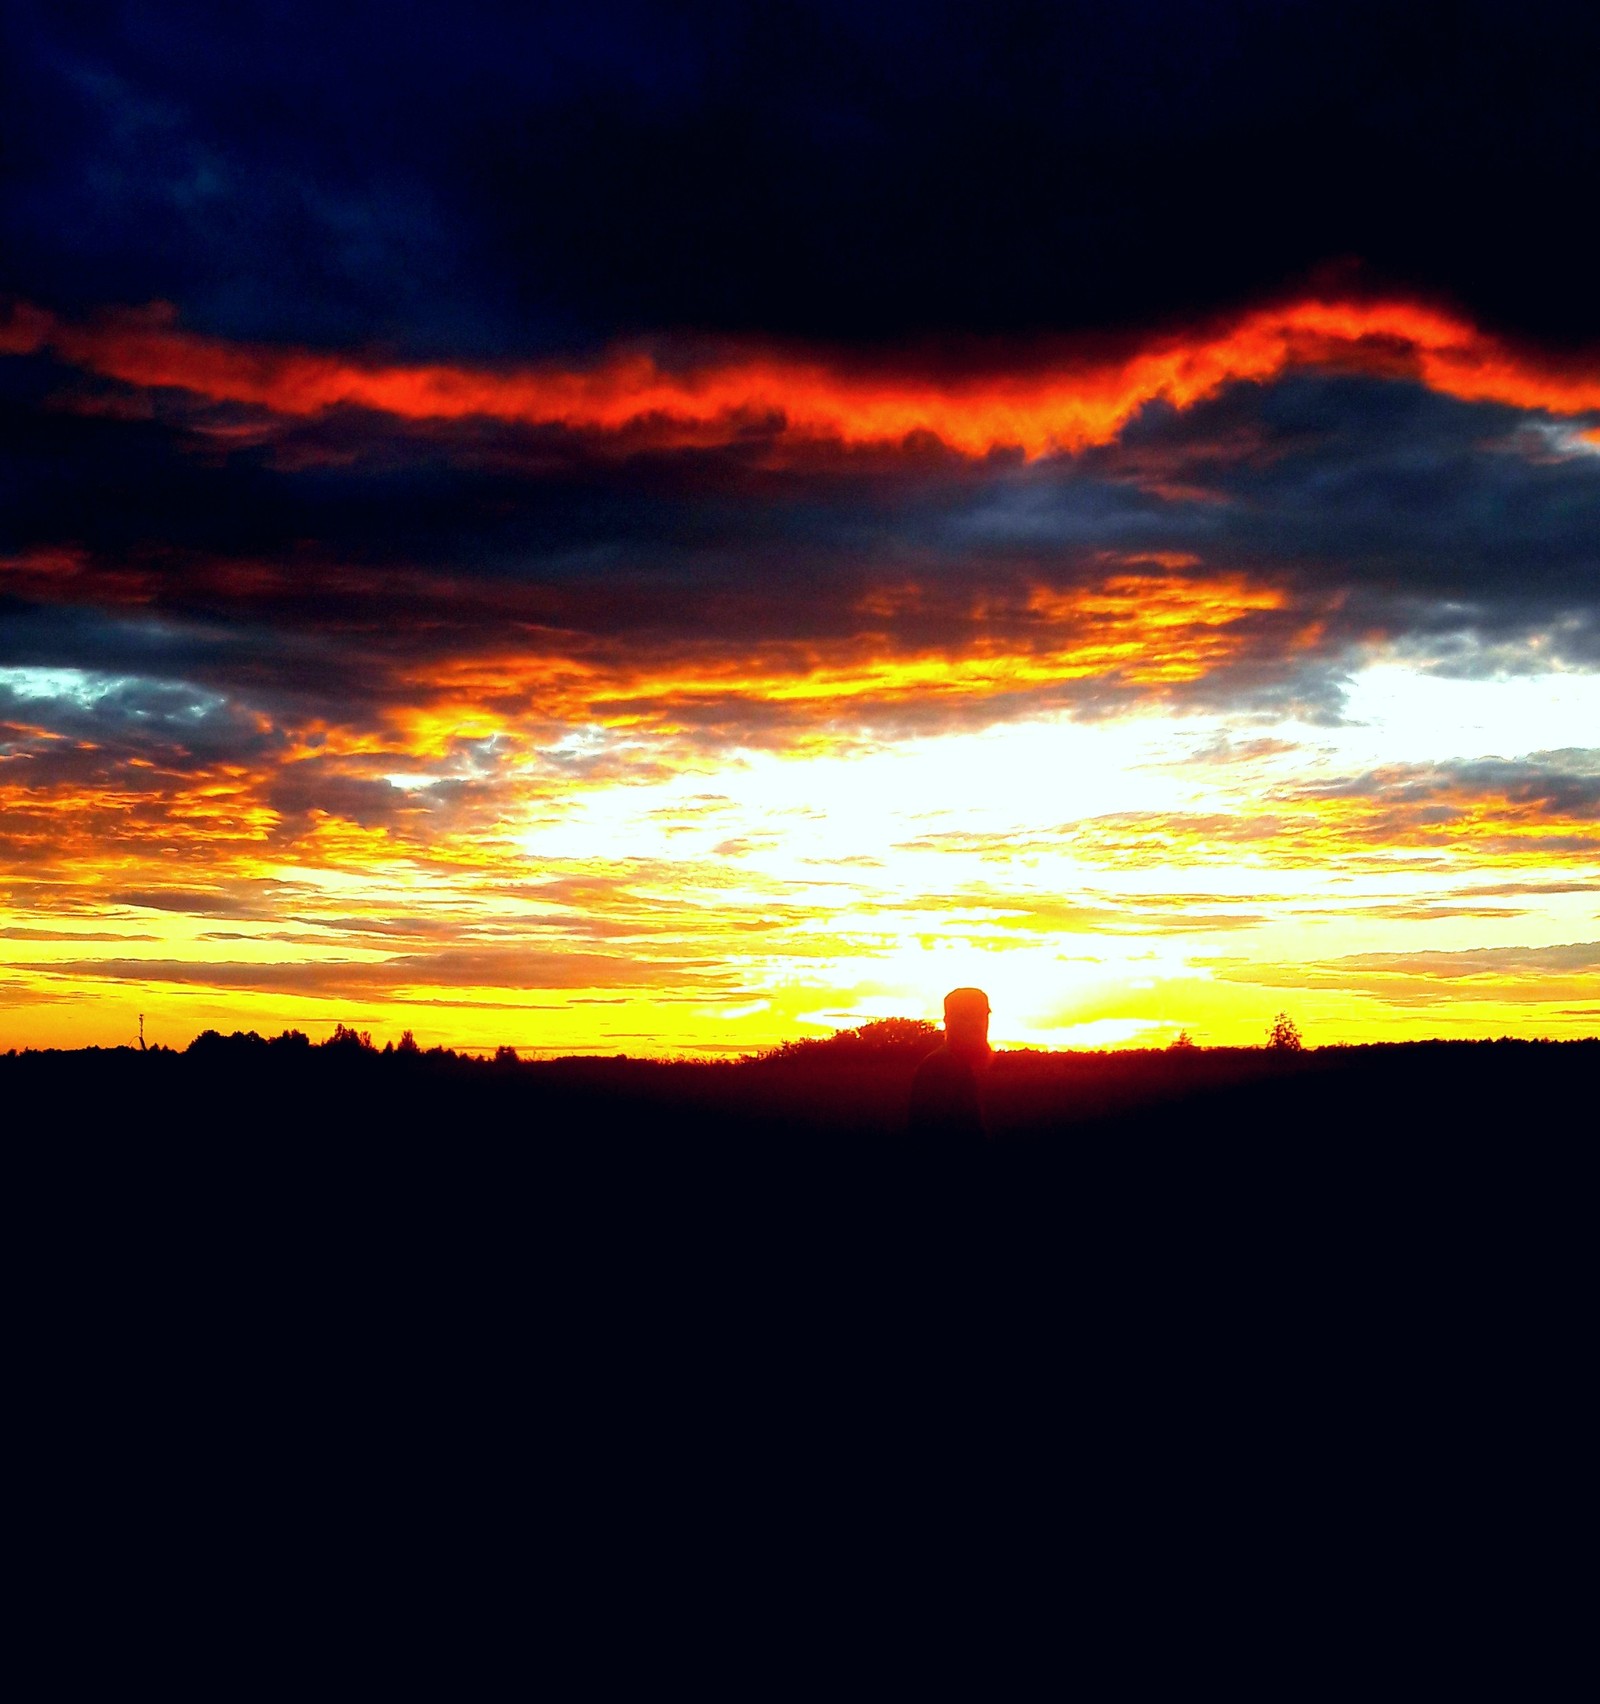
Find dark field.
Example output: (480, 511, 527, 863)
(6, 1032, 1593, 1145)
(8, 1032, 1591, 1669)
(9, 1033, 1591, 1460)
(7, 1037, 1593, 1257)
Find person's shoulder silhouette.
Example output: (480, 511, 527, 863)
(907, 987, 993, 1143)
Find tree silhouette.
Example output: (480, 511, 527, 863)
(1267, 1012, 1304, 1051)
(1168, 1029, 1198, 1050)
(760, 1016, 939, 1062)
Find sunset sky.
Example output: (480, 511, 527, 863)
(3, 2, 1599, 1052)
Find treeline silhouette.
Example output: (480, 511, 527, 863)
(3, 1018, 1592, 1148)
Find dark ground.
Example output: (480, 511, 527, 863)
(6, 1036, 1591, 1251)
(6, 1036, 1591, 1679)
(6, 1029, 1592, 1140)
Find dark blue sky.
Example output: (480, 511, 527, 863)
(6, 1, 1599, 353)
(3, 1, 1599, 739)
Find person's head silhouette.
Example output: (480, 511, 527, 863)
(906, 987, 995, 1140)
(943, 987, 991, 1061)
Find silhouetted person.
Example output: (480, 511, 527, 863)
(907, 987, 993, 1143)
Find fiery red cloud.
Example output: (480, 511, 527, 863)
(6, 295, 1598, 457)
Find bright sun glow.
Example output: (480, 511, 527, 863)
(6, 642, 1599, 1053)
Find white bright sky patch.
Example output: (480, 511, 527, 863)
(517, 712, 1198, 867)
(0, 665, 227, 721)
(1336, 662, 1600, 765)
(7, 631, 1597, 1048)
(497, 645, 1600, 1045)
(1026, 1017, 1162, 1049)
(0, 665, 129, 706)
(517, 653, 1600, 879)
(1519, 421, 1600, 459)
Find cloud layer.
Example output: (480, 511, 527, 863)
(4, 5, 1599, 1047)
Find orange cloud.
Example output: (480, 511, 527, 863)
(366, 570, 1309, 754)
(7, 295, 1598, 458)
(0, 567, 1323, 957)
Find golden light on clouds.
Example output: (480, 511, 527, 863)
(5, 292, 1600, 1054)
(6, 656, 1599, 1053)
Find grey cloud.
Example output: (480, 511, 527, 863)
(1210, 939, 1600, 1006)
(111, 886, 283, 918)
(1282, 753, 1600, 818)
(12, 945, 744, 998)
(1336, 941, 1600, 976)
(0, 927, 160, 940)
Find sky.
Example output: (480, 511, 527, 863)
(3, 0, 1599, 1053)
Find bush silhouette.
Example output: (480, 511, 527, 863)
(759, 1016, 939, 1063)
(1267, 1012, 1304, 1051)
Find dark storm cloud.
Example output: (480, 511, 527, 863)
(1055, 376, 1600, 592)
(1, 374, 1596, 777)
(972, 374, 1600, 669)
(12, 333, 1599, 589)
(4, 2, 1598, 347)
